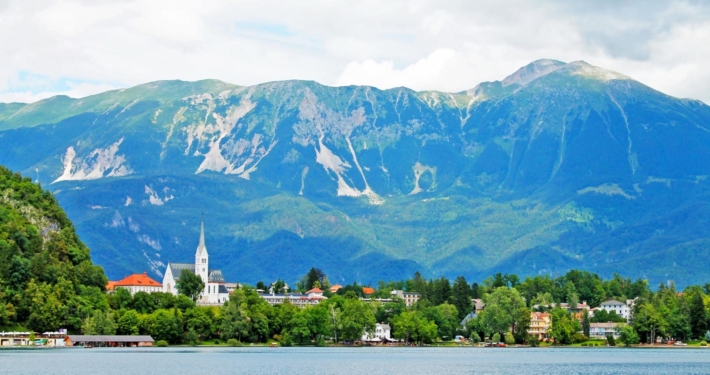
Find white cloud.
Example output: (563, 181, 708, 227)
(1, 0, 709, 103)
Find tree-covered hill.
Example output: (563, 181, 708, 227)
(0, 165, 107, 331)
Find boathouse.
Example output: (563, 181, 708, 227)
(65, 335, 155, 347)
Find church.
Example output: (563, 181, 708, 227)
(162, 218, 230, 305)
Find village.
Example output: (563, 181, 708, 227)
(4, 220, 699, 349)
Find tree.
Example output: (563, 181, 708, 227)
(451, 276, 472, 320)
(392, 311, 418, 344)
(504, 332, 515, 345)
(82, 310, 116, 335)
(183, 307, 213, 339)
(689, 292, 708, 339)
(617, 324, 640, 347)
(117, 310, 140, 335)
(220, 293, 251, 341)
(548, 308, 580, 345)
(340, 299, 375, 341)
(633, 303, 667, 344)
(176, 270, 205, 303)
(480, 287, 526, 336)
(151, 309, 181, 343)
(513, 307, 531, 344)
(491, 333, 501, 343)
(582, 310, 590, 337)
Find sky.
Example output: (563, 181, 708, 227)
(1, 0, 710, 103)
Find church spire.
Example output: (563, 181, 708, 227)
(196, 215, 207, 256)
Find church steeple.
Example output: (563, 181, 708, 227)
(195, 215, 207, 257)
(194, 216, 209, 286)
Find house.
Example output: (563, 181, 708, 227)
(391, 290, 421, 306)
(361, 323, 395, 343)
(363, 287, 375, 296)
(65, 335, 154, 347)
(107, 272, 162, 295)
(330, 284, 343, 293)
(528, 312, 551, 340)
(589, 322, 621, 339)
(162, 218, 230, 306)
(259, 292, 327, 307)
(460, 312, 478, 327)
(0, 331, 67, 347)
(533, 301, 591, 322)
(593, 300, 633, 322)
(472, 298, 486, 312)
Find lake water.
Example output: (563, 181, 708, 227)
(2, 347, 710, 374)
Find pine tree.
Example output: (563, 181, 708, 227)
(689, 292, 708, 339)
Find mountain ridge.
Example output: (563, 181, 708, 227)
(1, 59, 709, 287)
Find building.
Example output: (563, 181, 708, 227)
(589, 322, 621, 339)
(533, 301, 591, 322)
(472, 298, 486, 313)
(65, 335, 154, 347)
(593, 300, 633, 322)
(162, 218, 230, 305)
(391, 290, 421, 306)
(528, 312, 551, 340)
(330, 284, 343, 293)
(363, 287, 375, 296)
(107, 272, 163, 295)
(260, 287, 327, 307)
(361, 323, 395, 343)
(0, 331, 67, 347)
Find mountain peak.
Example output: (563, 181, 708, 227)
(501, 59, 566, 87)
(562, 60, 631, 82)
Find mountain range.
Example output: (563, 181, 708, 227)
(2, 59, 710, 287)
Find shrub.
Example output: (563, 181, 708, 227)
(280, 332, 293, 347)
(700, 341, 707, 347)
(606, 335, 616, 347)
(581, 343, 587, 347)
(505, 332, 515, 345)
(315, 336, 327, 347)
(492, 333, 501, 343)
(185, 328, 199, 346)
(469, 332, 481, 343)
(227, 339, 242, 347)
(526, 335, 540, 347)
(156, 340, 168, 347)
(572, 333, 588, 344)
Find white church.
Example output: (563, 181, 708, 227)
(162, 219, 230, 305)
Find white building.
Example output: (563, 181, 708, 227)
(107, 272, 162, 295)
(259, 288, 327, 308)
(589, 322, 621, 339)
(361, 323, 394, 343)
(162, 219, 230, 305)
(391, 290, 421, 306)
(594, 300, 634, 322)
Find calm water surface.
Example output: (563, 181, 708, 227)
(2, 347, 710, 374)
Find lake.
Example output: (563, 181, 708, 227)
(2, 347, 710, 374)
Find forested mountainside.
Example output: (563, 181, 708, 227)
(0, 166, 107, 331)
(1, 59, 710, 286)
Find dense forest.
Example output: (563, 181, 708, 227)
(0, 166, 107, 331)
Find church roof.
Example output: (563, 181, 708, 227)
(109, 272, 162, 288)
(168, 263, 225, 283)
(195, 217, 208, 257)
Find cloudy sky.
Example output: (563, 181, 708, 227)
(2, 0, 710, 103)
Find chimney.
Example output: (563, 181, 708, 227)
(143, 272, 147, 276)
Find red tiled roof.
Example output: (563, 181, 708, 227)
(330, 284, 343, 293)
(110, 272, 162, 288)
(362, 287, 375, 295)
(306, 288, 323, 294)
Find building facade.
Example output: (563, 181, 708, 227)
(594, 300, 633, 321)
(107, 272, 162, 295)
(361, 323, 393, 343)
(162, 219, 230, 305)
(589, 322, 621, 339)
(391, 290, 421, 306)
(528, 312, 551, 340)
(260, 288, 327, 307)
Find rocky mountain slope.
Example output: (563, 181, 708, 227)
(2, 59, 710, 286)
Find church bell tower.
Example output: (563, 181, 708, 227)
(194, 217, 209, 287)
